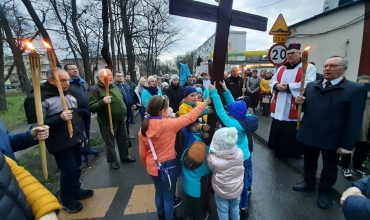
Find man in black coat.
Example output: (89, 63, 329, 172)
(225, 67, 246, 100)
(64, 63, 99, 160)
(292, 56, 367, 209)
(24, 69, 94, 213)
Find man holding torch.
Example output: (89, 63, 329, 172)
(24, 68, 94, 213)
(88, 69, 136, 170)
(267, 42, 316, 158)
(293, 56, 367, 209)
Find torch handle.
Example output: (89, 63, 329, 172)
(107, 104, 114, 135)
(105, 86, 114, 136)
(30, 52, 48, 180)
(46, 50, 74, 138)
(296, 68, 307, 130)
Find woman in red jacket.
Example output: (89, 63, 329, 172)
(139, 95, 211, 220)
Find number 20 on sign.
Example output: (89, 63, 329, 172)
(273, 35, 287, 43)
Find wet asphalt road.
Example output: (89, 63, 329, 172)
(73, 118, 345, 220)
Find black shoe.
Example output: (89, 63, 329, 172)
(130, 121, 135, 124)
(122, 155, 136, 163)
(110, 161, 120, 169)
(174, 197, 182, 209)
(240, 208, 249, 219)
(76, 189, 94, 200)
(158, 214, 165, 220)
(317, 192, 330, 209)
(292, 181, 316, 192)
(62, 199, 83, 213)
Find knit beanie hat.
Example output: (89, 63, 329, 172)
(210, 127, 238, 152)
(161, 82, 169, 89)
(228, 100, 247, 119)
(169, 75, 179, 84)
(188, 141, 207, 164)
(183, 86, 197, 98)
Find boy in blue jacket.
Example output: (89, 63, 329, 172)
(178, 120, 212, 220)
(209, 81, 258, 220)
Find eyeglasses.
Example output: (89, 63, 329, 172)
(150, 81, 157, 83)
(287, 52, 299, 56)
(322, 64, 346, 69)
(116, 75, 124, 77)
(68, 68, 78, 71)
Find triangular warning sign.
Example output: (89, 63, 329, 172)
(269, 14, 290, 35)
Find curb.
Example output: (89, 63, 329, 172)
(252, 133, 342, 199)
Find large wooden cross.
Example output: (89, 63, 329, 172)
(169, 0, 268, 136)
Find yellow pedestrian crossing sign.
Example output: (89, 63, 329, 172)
(269, 14, 290, 35)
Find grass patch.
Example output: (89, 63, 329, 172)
(0, 94, 27, 127)
(90, 137, 104, 150)
(18, 145, 40, 166)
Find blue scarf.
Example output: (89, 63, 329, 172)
(144, 86, 159, 96)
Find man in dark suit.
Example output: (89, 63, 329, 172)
(292, 56, 367, 209)
(309, 62, 324, 80)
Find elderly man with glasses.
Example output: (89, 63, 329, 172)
(267, 42, 316, 159)
(293, 56, 367, 209)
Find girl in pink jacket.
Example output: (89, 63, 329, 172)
(139, 95, 211, 220)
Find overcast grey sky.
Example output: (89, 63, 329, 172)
(159, 0, 324, 60)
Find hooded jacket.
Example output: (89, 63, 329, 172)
(139, 104, 205, 176)
(207, 147, 244, 199)
(0, 152, 61, 220)
(24, 81, 86, 154)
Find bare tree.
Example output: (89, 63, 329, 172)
(0, 26, 6, 111)
(0, 3, 32, 94)
(21, 0, 61, 67)
(134, 0, 184, 76)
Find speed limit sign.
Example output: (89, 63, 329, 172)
(268, 43, 288, 66)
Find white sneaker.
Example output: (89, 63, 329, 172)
(342, 168, 352, 177)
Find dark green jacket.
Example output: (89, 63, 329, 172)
(88, 81, 127, 124)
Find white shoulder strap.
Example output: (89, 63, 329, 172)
(147, 137, 158, 161)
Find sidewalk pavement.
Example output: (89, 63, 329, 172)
(253, 110, 368, 198)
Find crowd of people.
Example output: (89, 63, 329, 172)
(1, 42, 370, 220)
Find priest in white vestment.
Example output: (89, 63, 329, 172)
(267, 42, 316, 158)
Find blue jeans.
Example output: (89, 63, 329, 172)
(214, 194, 241, 220)
(151, 174, 176, 220)
(53, 143, 82, 205)
(138, 106, 145, 121)
(240, 156, 252, 209)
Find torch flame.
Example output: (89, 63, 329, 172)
(42, 40, 52, 49)
(103, 69, 107, 76)
(304, 46, 311, 51)
(25, 41, 35, 50)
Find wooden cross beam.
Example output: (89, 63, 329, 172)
(169, 0, 268, 135)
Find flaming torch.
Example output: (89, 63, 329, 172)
(42, 41, 73, 138)
(25, 41, 48, 180)
(103, 69, 114, 136)
(297, 46, 311, 130)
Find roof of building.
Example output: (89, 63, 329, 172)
(289, 0, 366, 28)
